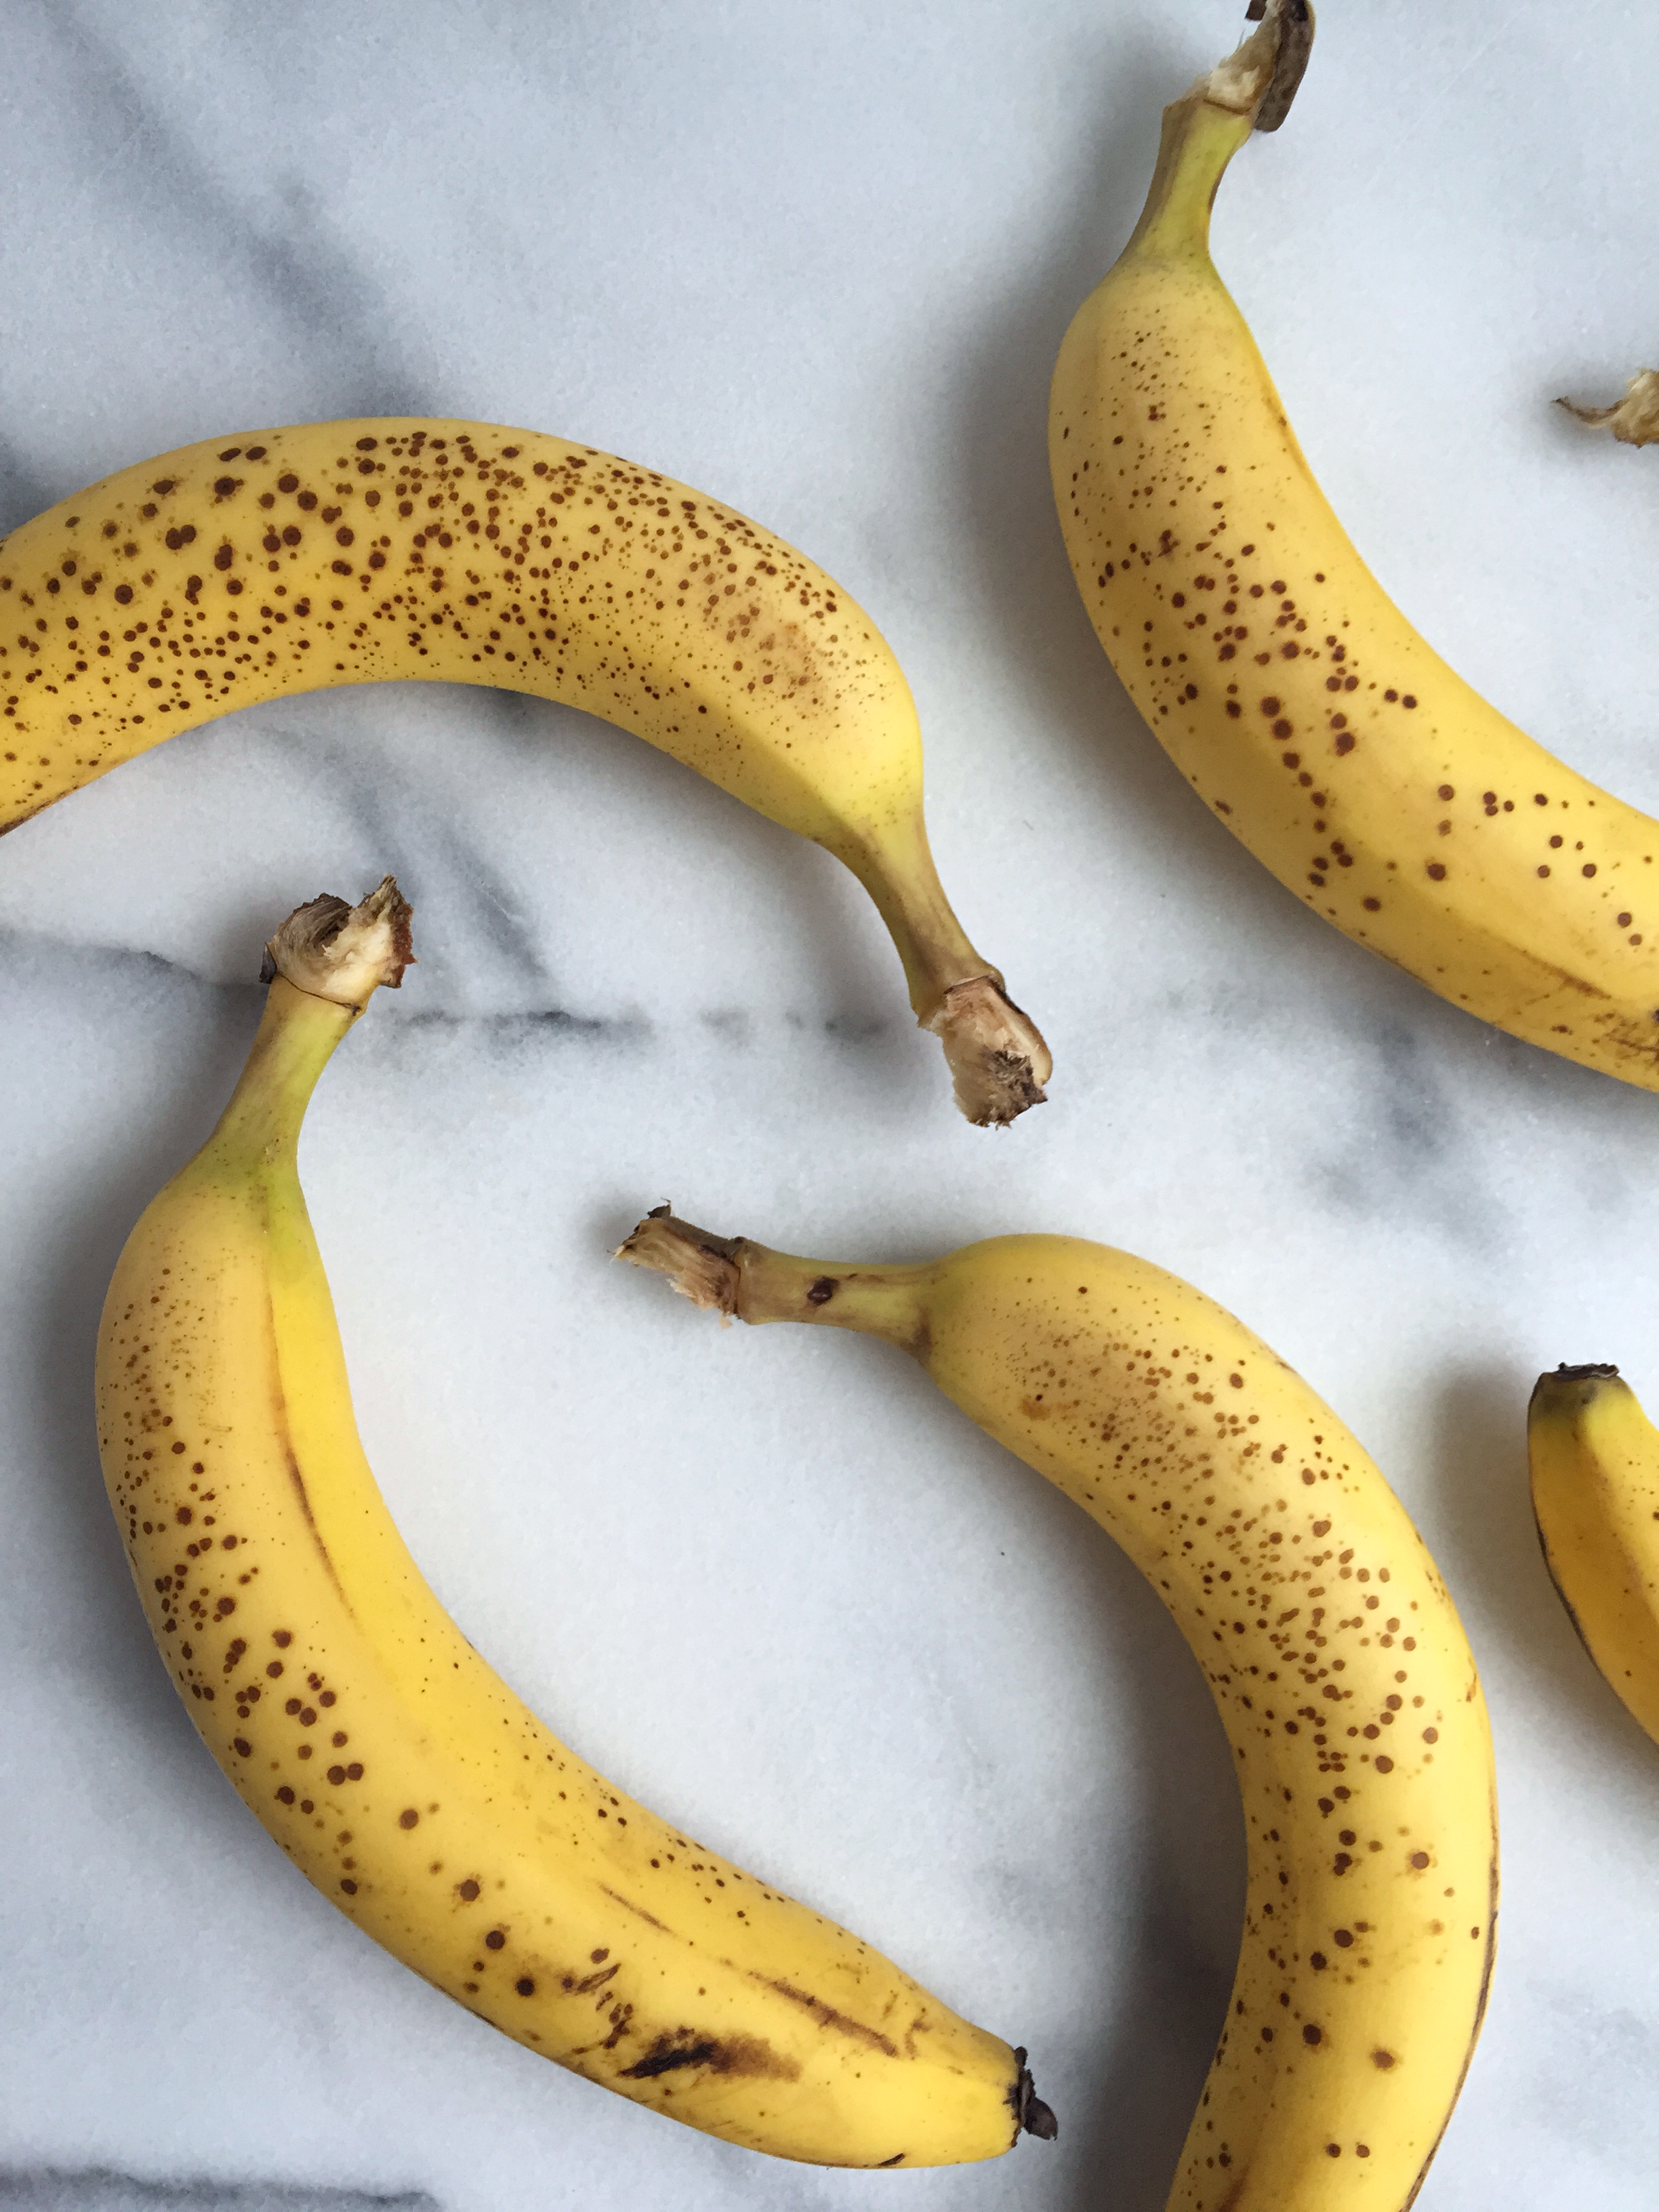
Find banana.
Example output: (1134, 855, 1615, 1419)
(1, 419, 1048, 1126)
(621, 1206, 1498, 2211)
(94, 881, 1056, 2168)
(1528, 1362, 1659, 1743)
(1050, 1, 1659, 1092)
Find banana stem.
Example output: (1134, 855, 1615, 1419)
(838, 815, 1051, 1128)
(1558, 369, 1659, 446)
(197, 878, 413, 1176)
(616, 1208, 933, 1359)
(203, 979, 359, 1175)
(1125, 96, 1255, 266)
(1120, 0, 1315, 266)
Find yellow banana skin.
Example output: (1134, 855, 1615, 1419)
(623, 1209, 1498, 2211)
(94, 884, 1050, 2168)
(1049, 11, 1659, 1090)
(2, 417, 1048, 1124)
(1528, 1364, 1659, 1743)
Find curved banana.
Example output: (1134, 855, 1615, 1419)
(622, 1206, 1498, 2211)
(1528, 1362, 1659, 1742)
(1049, 1, 1659, 1092)
(2, 419, 1048, 1125)
(95, 882, 1056, 2167)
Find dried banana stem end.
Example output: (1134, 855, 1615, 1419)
(264, 875, 416, 1009)
(1558, 369, 1659, 447)
(615, 1206, 743, 1322)
(1195, 0, 1315, 132)
(924, 977, 1052, 1129)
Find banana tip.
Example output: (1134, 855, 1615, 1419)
(1529, 1361, 1624, 1420)
(1012, 2047, 1058, 2143)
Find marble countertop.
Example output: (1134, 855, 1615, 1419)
(4, 3, 1659, 2207)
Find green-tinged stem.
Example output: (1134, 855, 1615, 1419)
(188, 875, 412, 1176)
(1124, 93, 1254, 267)
(200, 977, 358, 1176)
(615, 1210, 935, 1361)
(1119, 0, 1305, 265)
(737, 1242, 933, 1355)
(836, 812, 1051, 1128)
(835, 810, 998, 1024)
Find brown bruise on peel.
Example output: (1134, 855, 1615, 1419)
(619, 2029, 801, 2083)
(1049, 105, 1659, 1092)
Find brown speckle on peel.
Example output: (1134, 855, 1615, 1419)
(619, 2029, 802, 2083)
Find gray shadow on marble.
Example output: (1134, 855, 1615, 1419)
(945, 23, 1289, 938)
(1430, 1360, 1659, 1778)
(0, 425, 59, 544)
(0, 2169, 436, 2210)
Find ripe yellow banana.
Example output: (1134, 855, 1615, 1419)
(1528, 1362, 1659, 1743)
(622, 1206, 1498, 2211)
(2, 419, 1048, 1125)
(1050, 2, 1659, 1091)
(95, 880, 1056, 2167)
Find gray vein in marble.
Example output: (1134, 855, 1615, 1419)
(1310, 1017, 1494, 1245)
(226, 703, 565, 1013)
(396, 1006, 642, 1046)
(0, 923, 905, 1058)
(8, 5, 430, 507)
(0, 930, 255, 1021)
(0, 928, 627, 1044)
(0, 2169, 437, 2211)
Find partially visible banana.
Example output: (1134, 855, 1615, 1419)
(622, 1206, 1498, 2211)
(1528, 1363, 1659, 1743)
(1049, 1, 1659, 1092)
(1, 419, 1048, 1124)
(95, 881, 1056, 2167)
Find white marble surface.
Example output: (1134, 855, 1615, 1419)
(3, 3, 1659, 2206)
